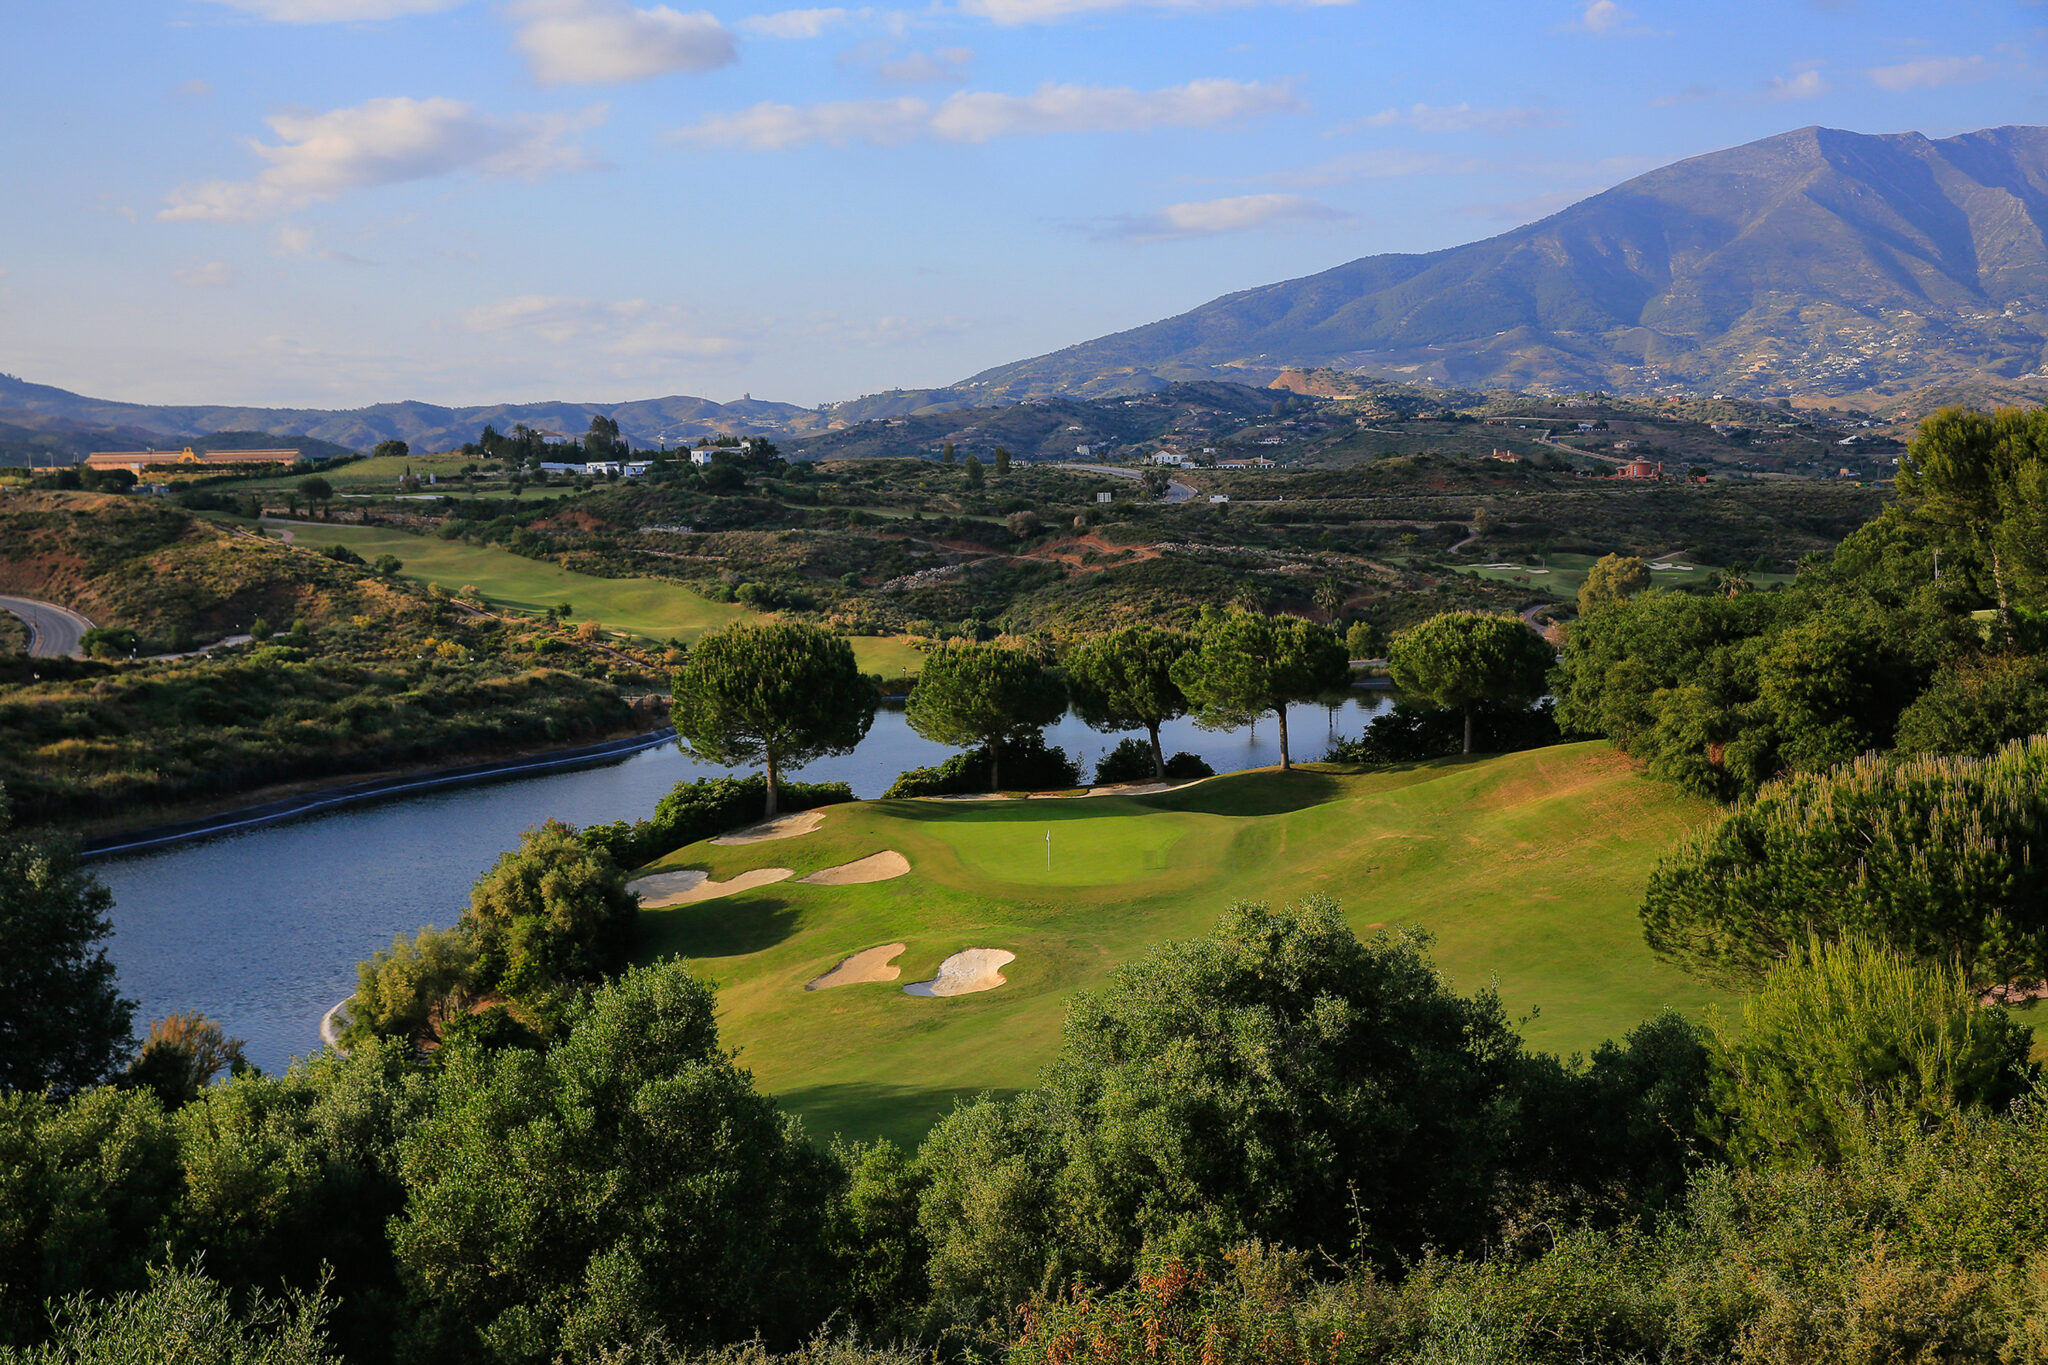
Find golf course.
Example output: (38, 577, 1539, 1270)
(630, 740, 1732, 1145)
(264, 519, 927, 674)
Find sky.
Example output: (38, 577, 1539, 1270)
(1, 1, 2042, 411)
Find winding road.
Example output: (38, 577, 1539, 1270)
(0, 595, 95, 659)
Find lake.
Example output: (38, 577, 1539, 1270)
(96, 692, 1395, 1076)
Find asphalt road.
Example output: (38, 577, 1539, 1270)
(0, 595, 95, 659)
(1054, 462, 1196, 502)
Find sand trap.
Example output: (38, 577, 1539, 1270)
(630, 867, 792, 907)
(904, 948, 1016, 997)
(807, 943, 908, 991)
(712, 810, 826, 844)
(800, 850, 910, 885)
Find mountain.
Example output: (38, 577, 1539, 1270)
(961, 124, 2048, 402)
(0, 374, 826, 457)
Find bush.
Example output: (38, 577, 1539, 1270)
(320, 544, 365, 566)
(915, 900, 1531, 1318)
(344, 926, 480, 1049)
(1323, 700, 1559, 764)
(1640, 737, 2048, 988)
(1092, 738, 1213, 784)
(1893, 652, 2048, 755)
(79, 627, 140, 660)
(1706, 937, 2035, 1167)
(882, 734, 1080, 798)
(579, 776, 855, 870)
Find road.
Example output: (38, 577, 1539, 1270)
(0, 595, 95, 659)
(1054, 462, 1196, 502)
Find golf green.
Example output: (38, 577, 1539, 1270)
(632, 742, 1731, 1145)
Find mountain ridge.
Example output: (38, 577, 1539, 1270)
(958, 123, 2048, 402)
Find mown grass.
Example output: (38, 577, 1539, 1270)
(631, 741, 1729, 1145)
(1441, 551, 1797, 601)
(266, 521, 924, 672)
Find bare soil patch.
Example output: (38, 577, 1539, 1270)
(801, 850, 911, 885)
(904, 948, 1016, 997)
(807, 943, 908, 991)
(631, 866, 792, 907)
(712, 809, 827, 844)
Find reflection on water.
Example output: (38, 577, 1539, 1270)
(97, 692, 1394, 1075)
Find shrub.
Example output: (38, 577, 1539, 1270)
(882, 735, 1080, 798)
(1640, 737, 2048, 988)
(579, 776, 855, 870)
(79, 627, 140, 660)
(1093, 738, 1213, 784)
(321, 544, 365, 566)
(1323, 699, 1559, 765)
(1706, 938, 2036, 1167)
(344, 925, 480, 1049)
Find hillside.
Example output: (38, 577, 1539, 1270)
(629, 744, 1727, 1143)
(0, 373, 825, 455)
(963, 123, 2048, 404)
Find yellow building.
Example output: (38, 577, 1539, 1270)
(84, 447, 301, 472)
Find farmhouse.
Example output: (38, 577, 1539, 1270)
(1618, 459, 1664, 480)
(85, 446, 301, 472)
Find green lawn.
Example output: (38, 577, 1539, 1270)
(1440, 552, 1796, 602)
(266, 520, 925, 672)
(631, 742, 1731, 1145)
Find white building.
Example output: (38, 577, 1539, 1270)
(690, 450, 717, 466)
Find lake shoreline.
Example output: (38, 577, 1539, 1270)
(78, 725, 678, 860)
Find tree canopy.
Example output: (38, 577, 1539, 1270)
(1169, 610, 1347, 770)
(0, 805, 134, 1097)
(1386, 611, 1552, 753)
(916, 900, 1530, 1317)
(904, 643, 1066, 792)
(1064, 626, 1192, 780)
(1577, 552, 1649, 615)
(465, 819, 638, 1026)
(1640, 737, 2048, 990)
(669, 622, 877, 818)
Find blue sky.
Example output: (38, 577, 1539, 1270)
(2, 0, 2041, 409)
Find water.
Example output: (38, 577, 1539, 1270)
(96, 692, 1395, 1075)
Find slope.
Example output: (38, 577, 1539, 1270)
(964, 124, 2048, 402)
(631, 742, 1728, 1144)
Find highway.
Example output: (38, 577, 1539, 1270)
(0, 595, 96, 659)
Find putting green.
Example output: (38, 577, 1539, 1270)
(267, 520, 922, 672)
(632, 742, 1731, 1146)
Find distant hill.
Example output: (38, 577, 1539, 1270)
(0, 374, 826, 455)
(961, 124, 2048, 404)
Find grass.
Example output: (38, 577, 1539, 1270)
(263, 520, 924, 672)
(630, 741, 1731, 1146)
(1439, 552, 1797, 601)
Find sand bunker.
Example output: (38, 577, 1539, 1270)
(630, 867, 792, 907)
(712, 810, 826, 844)
(800, 850, 910, 885)
(904, 948, 1016, 997)
(807, 943, 908, 991)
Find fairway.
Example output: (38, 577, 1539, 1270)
(1440, 552, 1796, 601)
(631, 742, 1732, 1146)
(264, 520, 924, 672)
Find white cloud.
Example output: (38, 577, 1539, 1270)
(841, 44, 975, 85)
(509, 0, 735, 84)
(671, 77, 1297, 149)
(1867, 55, 1992, 91)
(1762, 68, 1829, 100)
(175, 79, 214, 98)
(1100, 192, 1349, 241)
(1578, 0, 1628, 31)
(464, 295, 744, 357)
(175, 261, 236, 287)
(740, 6, 849, 36)
(159, 97, 603, 221)
(1358, 102, 1559, 134)
(959, 0, 1349, 25)
(193, 0, 466, 20)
